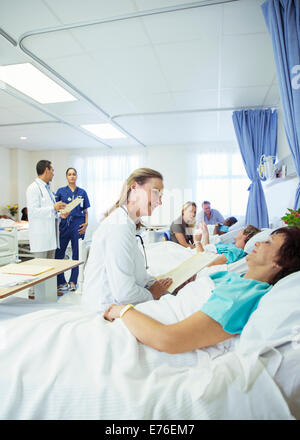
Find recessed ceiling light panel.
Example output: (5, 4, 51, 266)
(81, 123, 127, 139)
(0, 63, 77, 104)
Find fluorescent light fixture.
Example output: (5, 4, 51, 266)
(81, 123, 127, 139)
(20, 136, 27, 140)
(0, 63, 77, 104)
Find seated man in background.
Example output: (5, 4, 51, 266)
(213, 216, 238, 235)
(196, 200, 224, 225)
(196, 222, 261, 267)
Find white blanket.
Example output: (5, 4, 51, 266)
(145, 241, 248, 278)
(0, 275, 293, 420)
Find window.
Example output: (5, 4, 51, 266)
(196, 152, 250, 217)
(72, 152, 145, 238)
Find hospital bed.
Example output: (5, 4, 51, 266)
(0, 266, 299, 420)
(77, 238, 91, 294)
(0, 228, 18, 266)
(0, 227, 299, 420)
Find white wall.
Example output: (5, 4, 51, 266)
(0, 148, 71, 218)
(277, 108, 291, 160)
(264, 176, 299, 227)
(0, 147, 11, 215)
(0, 107, 296, 226)
(263, 106, 299, 224)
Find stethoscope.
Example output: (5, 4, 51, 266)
(35, 180, 56, 204)
(120, 205, 149, 269)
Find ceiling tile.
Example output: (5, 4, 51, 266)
(0, 38, 28, 65)
(223, 0, 267, 35)
(1, 0, 60, 39)
(220, 86, 270, 108)
(43, 0, 135, 24)
(156, 38, 219, 92)
(69, 19, 151, 52)
(172, 89, 219, 110)
(141, 4, 222, 44)
(118, 112, 221, 145)
(0, 122, 110, 150)
(221, 33, 277, 88)
(23, 31, 85, 60)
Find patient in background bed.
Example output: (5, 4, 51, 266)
(105, 227, 300, 355)
(21, 207, 28, 221)
(195, 222, 261, 267)
(213, 216, 237, 235)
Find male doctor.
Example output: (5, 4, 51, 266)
(26, 160, 68, 259)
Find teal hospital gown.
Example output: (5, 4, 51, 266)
(201, 271, 272, 334)
(215, 242, 247, 264)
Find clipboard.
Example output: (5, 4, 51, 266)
(59, 197, 82, 214)
(155, 252, 219, 292)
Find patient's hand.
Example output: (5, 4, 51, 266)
(200, 221, 210, 245)
(193, 229, 202, 244)
(104, 304, 124, 322)
(149, 278, 172, 300)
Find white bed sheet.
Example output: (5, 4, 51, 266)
(0, 275, 294, 420)
(145, 241, 248, 278)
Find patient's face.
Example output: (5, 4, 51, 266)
(234, 229, 245, 248)
(247, 234, 285, 268)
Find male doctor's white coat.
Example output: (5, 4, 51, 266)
(26, 178, 59, 253)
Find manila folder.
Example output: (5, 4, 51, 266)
(155, 252, 219, 292)
(60, 197, 81, 214)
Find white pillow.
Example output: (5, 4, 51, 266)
(229, 217, 245, 232)
(244, 228, 274, 254)
(219, 227, 243, 244)
(237, 270, 300, 356)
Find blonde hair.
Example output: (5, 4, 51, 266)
(181, 201, 197, 215)
(243, 225, 261, 243)
(181, 201, 197, 226)
(104, 168, 163, 227)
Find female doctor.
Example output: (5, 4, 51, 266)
(55, 168, 90, 292)
(82, 168, 172, 313)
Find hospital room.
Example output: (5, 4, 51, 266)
(0, 0, 300, 422)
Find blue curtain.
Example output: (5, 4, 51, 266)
(232, 109, 277, 228)
(262, 0, 300, 209)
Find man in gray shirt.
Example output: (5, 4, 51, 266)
(196, 200, 224, 225)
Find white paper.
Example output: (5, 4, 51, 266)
(0, 273, 37, 288)
(155, 251, 218, 292)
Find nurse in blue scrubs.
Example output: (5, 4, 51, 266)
(55, 168, 90, 292)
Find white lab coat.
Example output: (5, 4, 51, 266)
(26, 178, 59, 253)
(82, 206, 155, 313)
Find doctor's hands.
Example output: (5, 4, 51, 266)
(54, 201, 66, 211)
(60, 212, 70, 219)
(149, 278, 173, 300)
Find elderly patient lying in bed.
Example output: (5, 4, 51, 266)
(194, 222, 261, 267)
(105, 227, 300, 354)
